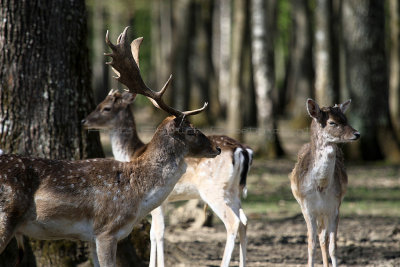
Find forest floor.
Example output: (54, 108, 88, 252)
(101, 111, 400, 266)
(161, 160, 400, 267)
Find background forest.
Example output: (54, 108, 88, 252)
(88, 0, 400, 162)
(0, 0, 400, 266)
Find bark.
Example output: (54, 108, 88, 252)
(250, 0, 284, 157)
(0, 0, 103, 266)
(228, 0, 247, 140)
(342, 0, 400, 161)
(218, 0, 231, 116)
(389, 0, 400, 139)
(286, 0, 314, 128)
(314, 0, 338, 106)
(0, 1, 150, 266)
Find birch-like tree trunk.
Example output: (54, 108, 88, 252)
(314, 0, 336, 106)
(250, 0, 283, 157)
(218, 0, 231, 115)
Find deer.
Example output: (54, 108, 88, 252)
(83, 31, 253, 267)
(290, 99, 360, 267)
(0, 28, 221, 267)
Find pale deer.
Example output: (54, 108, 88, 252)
(0, 28, 221, 267)
(290, 99, 360, 267)
(83, 32, 253, 267)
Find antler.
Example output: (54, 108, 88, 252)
(105, 27, 207, 117)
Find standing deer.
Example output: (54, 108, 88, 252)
(83, 29, 253, 267)
(290, 99, 360, 267)
(0, 28, 221, 267)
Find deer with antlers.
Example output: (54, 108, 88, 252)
(83, 28, 253, 267)
(0, 28, 221, 267)
(84, 88, 253, 267)
(290, 99, 360, 267)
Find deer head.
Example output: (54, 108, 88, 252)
(307, 98, 361, 143)
(82, 89, 135, 130)
(153, 116, 221, 158)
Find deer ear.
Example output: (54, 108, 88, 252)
(306, 98, 321, 119)
(121, 92, 137, 106)
(339, 99, 351, 113)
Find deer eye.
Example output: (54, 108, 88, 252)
(329, 121, 337, 126)
(102, 107, 111, 112)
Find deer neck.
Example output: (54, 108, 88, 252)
(110, 108, 144, 162)
(309, 121, 337, 191)
(131, 126, 188, 217)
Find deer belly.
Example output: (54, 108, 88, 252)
(17, 219, 94, 241)
(305, 191, 339, 215)
(167, 182, 199, 202)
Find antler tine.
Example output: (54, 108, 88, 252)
(157, 74, 172, 98)
(182, 102, 208, 116)
(117, 27, 129, 45)
(131, 37, 143, 69)
(105, 30, 116, 51)
(105, 27, 208, 118)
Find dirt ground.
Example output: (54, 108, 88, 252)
(162, 214, 400, 267)
(158, 159, 400, 267)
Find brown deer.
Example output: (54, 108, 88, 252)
(0, 28, 221, 267)
(83, 29, 253, 267)
(84, 88, 253, 267)
(290, 99, 360, 267)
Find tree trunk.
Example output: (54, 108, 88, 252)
(389, 0, 400, 140)
(151, 0, 172, 92)
(314, 0, 338, 106)
(228, 0, 247, 140)
(342, 0, 400, 161)
(189, 0, 218, 124)
(90, 0, 110, 104)
(171, 0, 195, 111)
(0, 1, 150, 266)
(218, 0, 231, 116)
(0, 0, 103, 266)
(286, 0, 314, 128)
(250, 0, 284, 157)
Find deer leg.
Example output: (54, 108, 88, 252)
(200, 193, 241, 267)
(319, 227, 329, 267)
(328, 214, 339, 267)
(0, 212, 18, 254)
(304, 212, 317, 267)
(238, 208, 247, 267)
(95, 235, 117, 267)
(150, 206, 165, 267)
(14, 234, 24, 267)
(220, 208, 240, 267)
(89, 241, 100, 267)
